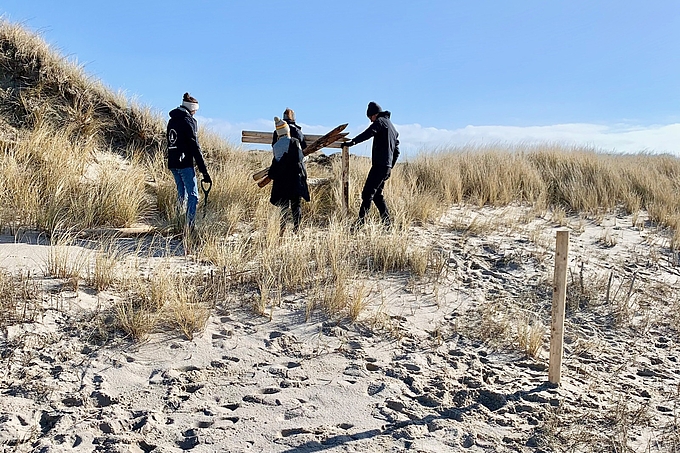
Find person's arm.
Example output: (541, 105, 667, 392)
(298, 130, 307, 151)
(392, 138, 400, 166)
(272, 131, 278, 147)
(348, 121, 381, 146)
(185, 116, 209, 177)
(268, 156, 280, 180)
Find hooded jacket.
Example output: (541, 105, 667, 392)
(352, 111, 400, 168)
(166, 106, 208, 174)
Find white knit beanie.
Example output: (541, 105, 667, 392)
(182, 92, 199, 112)
(274, 116, 290, 137)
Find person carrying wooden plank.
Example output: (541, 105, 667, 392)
(271, 108, 307, 151)
(268, 116, 310, 234)
(343, 102, 400, 229)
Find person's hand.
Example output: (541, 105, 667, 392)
(203, 173, 212, 184)
(342, 140, 354, 148)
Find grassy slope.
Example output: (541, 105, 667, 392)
(3, 19, 680, 238)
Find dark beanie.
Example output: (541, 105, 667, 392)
(366, 101, 382, 117)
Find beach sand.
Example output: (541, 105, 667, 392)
(1, 206, 678, 452)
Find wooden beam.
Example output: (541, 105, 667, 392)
(549, 230, 569, 386)
(241, 131, 348, 148)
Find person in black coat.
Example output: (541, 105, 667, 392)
(271, 108, 307, 151)
(166, 92, 211, 228)
(343, 101, 400, 228)
(268, 116, 310, 233)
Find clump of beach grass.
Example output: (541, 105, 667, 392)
(0, 268, 41, 326)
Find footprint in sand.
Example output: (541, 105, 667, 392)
(367, 382, 386, 396)
(196, 419, 214, 429)
(211, 329, 233, 348)
(177, 428, 199, 450)
(281, 427, 312, 437)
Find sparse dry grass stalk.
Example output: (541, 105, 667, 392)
(111, 264, 214, 341)
(516, 316, 546, 359)
(87, 240, 123, 291)
(168, 274, 212, 340)
(347, 281, 368, 322)
(0, 268, 41, 326)
(359, 226, 428, 276)
(45, 231, 89, 280)
(114, 297, 159, 342)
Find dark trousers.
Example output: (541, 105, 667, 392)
(358, 166, 391, 224)
(278, 197, 302, 232)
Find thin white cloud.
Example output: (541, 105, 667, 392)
(198, 116, 680, 158)
(398, 123, 680, 156)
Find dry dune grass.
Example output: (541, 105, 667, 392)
(0, 127, 150, 231)
(0, 268, 41, 325)
(4, 20, 680, 239)
(0, 19, 165, 151)
(406, 145, 680, 232)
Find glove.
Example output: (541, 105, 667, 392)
(343, 140, 354, 148)
(203, 173, 212, 184)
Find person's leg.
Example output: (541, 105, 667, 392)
(358, 166, 389, 224)
(277, 201, 288, 235)
(290, 197, 302, 232)
(372, 179, 391, 226)
(178, 167, 199, 227)
(170, 168, 187, 218)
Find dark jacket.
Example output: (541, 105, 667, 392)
(271, 119, 308, 151)
(352, 111, 400, 168)
(268, 137, 310, 205)
(166, 106, 208, 174)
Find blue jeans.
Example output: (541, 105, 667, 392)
(170, 167, 198, 226)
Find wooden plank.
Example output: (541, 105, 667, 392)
(252, 167, 269, 181)
(242, 131, 349, 141)
(251, 124, 349, 188)
(549, 230, 569, 386)
(78, 225, 159, 238)
(242, 131, 348, 148)
(257, 176, 272, 188)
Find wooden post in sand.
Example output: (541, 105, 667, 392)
(341, 144, 350, 213)
(549, 230, 569, 385)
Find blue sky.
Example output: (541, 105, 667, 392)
(3, 1, 680, 157)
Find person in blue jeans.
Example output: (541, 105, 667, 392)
(166, 93, 211, 228)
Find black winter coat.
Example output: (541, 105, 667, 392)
(271, 120, 308, 151)
(268, 138, 310, 205)
(352, 111, 400, 168)
(166, 106, 208, 174)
